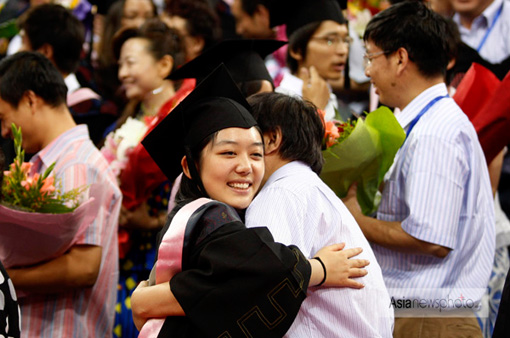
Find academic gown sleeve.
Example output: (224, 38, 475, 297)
(158, 202, 311, 338)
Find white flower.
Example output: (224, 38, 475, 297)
(114, 117, 149, 163)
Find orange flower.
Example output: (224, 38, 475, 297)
(325, 120, 340, 148)
(20, 162, 33, 174)
(40, 176, 56, 195)
(21, 173, 40, 190)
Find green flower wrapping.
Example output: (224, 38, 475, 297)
(320, 106, 405, 215)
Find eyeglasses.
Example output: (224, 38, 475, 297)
(311, 35, 353, 48)
(363, 50, 390, 67)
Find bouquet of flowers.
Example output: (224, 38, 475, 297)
(319, 107, 405, 215)
(101, 116, 149, 177)
(0, 124, 99, 268)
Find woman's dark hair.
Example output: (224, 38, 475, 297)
(164, 0, 222, 53)
(286, 21, 322, 74)
(98, 0, 125, 69)
(248, 92, 324, 174)
(175, 132, 217, 207)
(113, 18, 184, 68)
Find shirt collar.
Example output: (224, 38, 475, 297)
(397, 83, 448, 131)
(453, 0, 504, 28)
(31, 125, 89, 170)
(64, 73, 80, 94)
(262, 161, 311, 189)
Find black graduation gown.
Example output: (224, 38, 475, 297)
(156, 201, 311, 338)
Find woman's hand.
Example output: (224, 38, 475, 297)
(132, 280, 150, 331)
(131, 279, 185, 332)
(311, 243, 369, 289)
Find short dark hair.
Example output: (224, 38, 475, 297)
(239, 0, 266, 16)
(0, 52, 68, 108)
(165, 0, 221, 52)
(113, 18, 185, 71)
(20, 4, 85, 75)
(363, 1, 451, 78)
(286, 21, 322, 74)
(248, 92, 325, 174)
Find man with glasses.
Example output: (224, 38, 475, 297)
(271, 0, 351, 121)
(344, 2, 494, 337)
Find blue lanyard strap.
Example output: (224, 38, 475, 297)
(405, 94, 449, 141)
(477, 2, 504, 52)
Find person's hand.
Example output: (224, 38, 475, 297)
(300, 66, 330, 110)
(342, 183, 362, 220)
(119, 202, 163, 230)
(313, 243, 369, 289)
(132, 280, 149, 331)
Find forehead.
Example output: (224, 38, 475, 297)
(123, 0, 153, 12)
(364, 40, 380, 53)
(213, 127, 262, 144)
(314, 20, 348, 36)
(120, 37, 150, 57)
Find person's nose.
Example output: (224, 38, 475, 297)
(235, 154, 252, 175)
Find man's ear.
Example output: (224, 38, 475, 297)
(37, 43, 54, 61)
(181, 156, 192, 179)
(23, 90, 39, 114)
(263, 128, 283, 156)
(395, 47, 409, 75)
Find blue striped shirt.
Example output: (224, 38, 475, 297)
(375, 83, 495, 310)
(453, 0, 510, 63)
(247, 161, 394, 337)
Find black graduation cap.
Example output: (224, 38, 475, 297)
(142, 63, 257, 183)
(169, 39, 287, 86)
(270, 0, 347, 37)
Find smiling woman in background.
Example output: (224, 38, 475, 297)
(100, 18, 193, 338)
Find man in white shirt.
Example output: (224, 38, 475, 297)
(246, 92, 394, 338)
(344, 2, 494, 337)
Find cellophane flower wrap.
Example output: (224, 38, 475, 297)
(319, 107, 405, 215)
(0, 124, 99, 268)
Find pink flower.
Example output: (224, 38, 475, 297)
(20, 162, 33, 174)
(40, 176, 56, 195)
(21, 173, 40, 190)
(3, 170, 11, 177)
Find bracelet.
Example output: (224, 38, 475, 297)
(313, 256, 327, 287)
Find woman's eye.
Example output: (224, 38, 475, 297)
(221, 151, 235, 156)
(252, 152, 263, 158)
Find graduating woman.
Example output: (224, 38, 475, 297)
(133, 64, 368, 337)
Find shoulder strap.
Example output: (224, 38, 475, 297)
(155, 198, 213, 284)
(139, 197, 212, 338)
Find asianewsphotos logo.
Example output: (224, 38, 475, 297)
(390, 294, 480, 313)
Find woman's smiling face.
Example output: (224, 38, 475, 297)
(118, 37, 162, 100)
(197, 127, 264, 210)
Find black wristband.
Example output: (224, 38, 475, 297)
(313, 256, 327, 287)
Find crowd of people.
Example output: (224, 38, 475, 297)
(0, 0, 509, 337)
